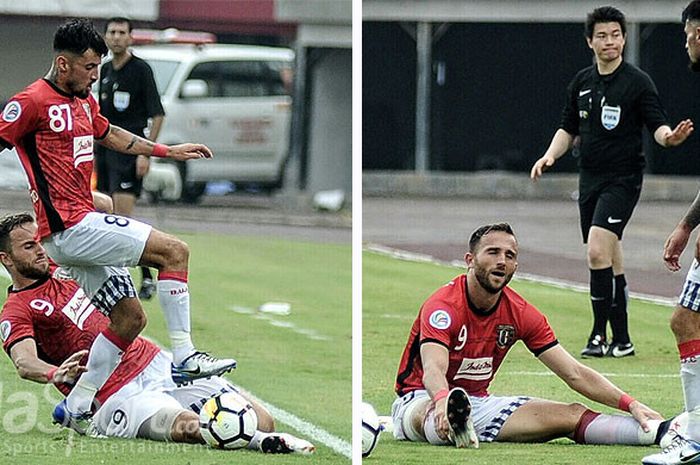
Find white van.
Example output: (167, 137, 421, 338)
(133, 43, 294, 202)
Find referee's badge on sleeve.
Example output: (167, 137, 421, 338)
(601, 104, 621, 130)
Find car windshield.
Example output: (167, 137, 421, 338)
(141, 59, 180, 95)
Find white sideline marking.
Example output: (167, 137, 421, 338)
(229, 305, 331, 341)
(366, 243, 677, 307)
(145, 334, 350, 459)
(505, 370, 678, 379)
(248, 394, 352, 459)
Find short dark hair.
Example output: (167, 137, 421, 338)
(0, 213, 35, 254)
(53, 18, 108, 56)
(468, 223, 516, 252)
(683, 1, 700, 23)
(585, 6, 627, 39)
(105, 17, 133, 33)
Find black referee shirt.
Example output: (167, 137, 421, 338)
(559, 61, 668, 174)
(98, 55, 165, 135)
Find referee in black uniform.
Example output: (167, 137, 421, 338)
(531, 6, 694, 358)
(96, 17, 165, 300)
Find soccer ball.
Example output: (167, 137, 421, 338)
(199, 392, 258, 449)
(362, 402, 383, 457)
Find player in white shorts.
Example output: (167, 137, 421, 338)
(0, 18, 235, 430)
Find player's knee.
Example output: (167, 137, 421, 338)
(586, 246, 609, 268)
(162, 236, 189, 269)
(567, 402, 589, 418)
(110, 300, 147, 340)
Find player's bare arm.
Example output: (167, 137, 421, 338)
(9, 339, 87, 384)
(530, 129, 575, 181)
(654, 119, 695, 147)
(420, 342, 451, 439)
(664, 190, 700, 270)
(135, 115, 166, 178)
(99, 125, 213, 161)
(538, 345, 661, 431)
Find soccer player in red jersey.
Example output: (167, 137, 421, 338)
(0, 213, 315, 454)
(392, 223, 671, 448)
(0, 18, 235, 431)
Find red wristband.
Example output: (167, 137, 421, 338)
(46, 367, 57, 384)
(433, 389, 449, 403)
(152, 143, 168, 158)
(618, 393, 635, 412)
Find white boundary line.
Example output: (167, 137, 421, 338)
(365, 243, 676, 307)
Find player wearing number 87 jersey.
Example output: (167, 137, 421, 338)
(0, 19, 234, 431)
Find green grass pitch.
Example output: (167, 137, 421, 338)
(0, 233, 351, 465)
(363, 250, 683, 464)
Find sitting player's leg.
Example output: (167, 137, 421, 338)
(496, 398, 661, 445)
(139, 228, 236, 381)
(391, 389, 467, 446)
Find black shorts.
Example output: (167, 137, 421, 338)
(578, 170, 642, 243)
(95, 146, 143, 196)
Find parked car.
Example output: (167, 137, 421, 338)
(132, 42, 294, 202)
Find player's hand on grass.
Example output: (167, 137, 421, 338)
(530, 155, 555, 181)
(628, 400, 663, 433)
(52, 349, 88, 384)
(167, 143, 213, 161)
(665, 119, 694, 147)
(663, 225, 692, 272)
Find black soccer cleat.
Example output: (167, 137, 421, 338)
(581, 334, 608, 358)
(608, 341, 635, 358)
(138, 278, 156, 301)
(446, 387, 479, 448)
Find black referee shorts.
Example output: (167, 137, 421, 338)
(578, 170, 643, 243)
(95, 147, 143, 196)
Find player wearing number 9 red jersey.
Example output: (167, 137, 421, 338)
(0, 18, 234, 432)
(391, 223, 671, 449)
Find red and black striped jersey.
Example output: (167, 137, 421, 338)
(395, 274, 558, 397)
(0, 79, 110, 239)
(0, 273, 159, 405)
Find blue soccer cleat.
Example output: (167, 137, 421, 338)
(171, 351, 237, 385)
(52, 399, 93, 436)
(642, 433, 700, 465)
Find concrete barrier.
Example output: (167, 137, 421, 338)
(362, 171, 700, 201)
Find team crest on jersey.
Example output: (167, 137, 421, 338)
(0, 320, 11, 342)
(496, 324, 516, 348)
(601, 104, 621, 130)
(2, 101, 21, 122)
(73, 135, 94, 168)
(429, 309, 451, 330)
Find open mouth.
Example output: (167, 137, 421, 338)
(492, 270, 506, 278)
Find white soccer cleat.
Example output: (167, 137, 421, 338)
(171, 351, 236, 385)
(260, 433, 316, 455)
(446, 387, 479, 449)
(642, 433, 700, 465)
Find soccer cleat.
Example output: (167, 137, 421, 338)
(642, 433, 700, 465)
(52, 399, 93, 436)
(581, 334, 608, 358)
(171, 351, 237, 385)
(138, 278, 156, 301)
(446, 387, 479, 448)
(260, 433, 316, 455)
(609, 341, 635, 358)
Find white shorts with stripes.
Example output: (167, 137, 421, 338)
(391, 390, 530, 444)
(92, 350, 240, 439)
(679, 259, 700, 311)
(43, 212, 152, 313)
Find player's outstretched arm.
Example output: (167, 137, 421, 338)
(9, 339, 87, 384)
(98, 125, 213, 161)
(537, 345, 661, 432)
(530, 129, 575, 181)
(654, 119, 694, 147)
(420, 342, 451, 440)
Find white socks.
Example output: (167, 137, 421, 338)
(157, 278, 195, 364)
(583, 414, 659, 445)
(66, 331, 123, 414)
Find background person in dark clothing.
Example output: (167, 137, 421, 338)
(96, 17, 165, 300)
(530, 6, 694, 359)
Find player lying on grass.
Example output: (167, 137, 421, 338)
(0, 213, 314, 454)
(392, 222, 674, 449)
